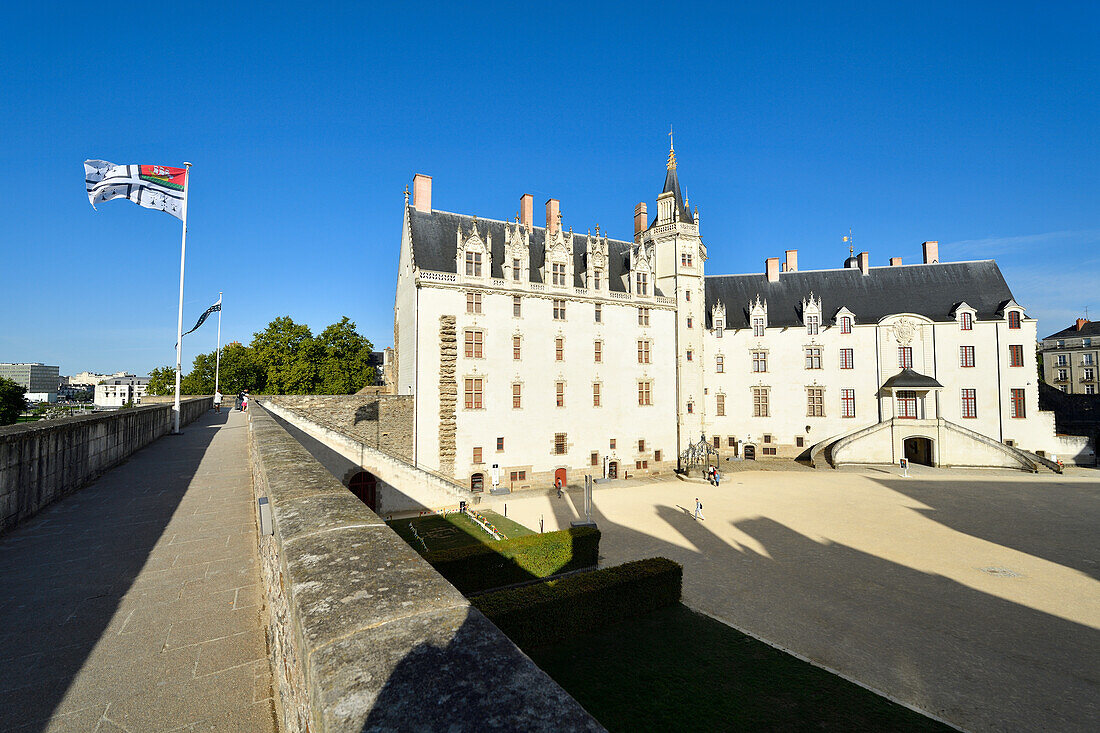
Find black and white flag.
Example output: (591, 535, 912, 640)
(85, 160, 187, 220)
(176, 297, 222, 345)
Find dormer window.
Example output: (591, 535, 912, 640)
(715, 320, 724, 338)
(840, 316, 852, 334)
(512, 258, 521, 281)
(806, 315, 820, 336)
(753, 318, 765, 337)
(960, 312, 973, 330)
(552, 263, 567, 286)
(1008, 311, 1021, 329)
(593, 269, 601, 290)
(465, 250, 482, 277)
(636, 272, 648, 296)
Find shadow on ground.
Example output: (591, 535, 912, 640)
(526, 479, 1100, 732)
(0, 410, 228, 730)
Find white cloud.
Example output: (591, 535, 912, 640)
(945, 229, 1100, 258)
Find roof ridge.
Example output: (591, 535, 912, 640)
(704, 259, 998, 279)
(419, 208, 633, 245)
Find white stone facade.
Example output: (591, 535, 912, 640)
(393, 154, 1081, 482)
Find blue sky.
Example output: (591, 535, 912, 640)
(2, 2, 1097, 376)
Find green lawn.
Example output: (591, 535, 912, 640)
(387, 510, 534, 553)
(526, 603, 951, 732)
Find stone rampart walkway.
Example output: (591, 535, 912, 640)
(0, 408, 275, 732)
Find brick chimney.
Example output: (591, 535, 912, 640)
(922, 240, 939, 264)
(520, 194, 533, 229)
(890, 257, 903, 266)
(634, 202, 647, 239)
(412, 174, 432, 213)
(766, 257, 780, 282)
(858, 251, 870, 275)
(545, 198, 560, 234)
(1078, 318, 1089, 331)
(784, 249, 798, 272)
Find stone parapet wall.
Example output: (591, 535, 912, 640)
(246, 403, 603, 732)
(259, 399, 470, 515)
(0, 397, 212, 534)
(260, 395, 413, 462)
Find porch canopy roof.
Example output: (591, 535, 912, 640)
(881, 368, 944, 392)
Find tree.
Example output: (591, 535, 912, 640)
(146, 366, 176, 396)
(0, 376, 25, 425)
(217, 342, 266, 395)
(315, 317, 376, 394)
(181, 351, 219, 395)
(251, 316, 314, 394)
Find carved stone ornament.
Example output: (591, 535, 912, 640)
(894, 317, 916, 345)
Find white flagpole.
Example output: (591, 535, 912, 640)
(214, 291, 222, 394)
(172, 162, 192, 434)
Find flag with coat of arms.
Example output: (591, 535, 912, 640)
(84, 160, 187, 220)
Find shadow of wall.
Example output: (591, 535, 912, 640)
(0, 409, 229, 730)
(533, 482, 1099, 732)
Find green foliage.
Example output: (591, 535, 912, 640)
(315, 317, 377, 394)
(472, 558, 683, 648)
(215, 342, 266, 394)
(251, 316, 315, 394)
(146, 366, 176, 396)
(528, 604, 950, 732)
(423, 526, 600, 594)
(0, 376, 25, 425)
(163, 315, 374, 396)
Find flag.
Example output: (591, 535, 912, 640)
(176, 297, 222, 346)
(85, 160, 187, 220)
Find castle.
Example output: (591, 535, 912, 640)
(393, 143, 1085, 490)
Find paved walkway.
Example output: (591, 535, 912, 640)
(0, 409, 275, 732)
(485, 466, 1100, 732)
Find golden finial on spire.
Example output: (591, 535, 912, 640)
(667, 125, 677, 170)
(843, 228, 854, 256)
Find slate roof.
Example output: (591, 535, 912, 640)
(650, 164, 694, 226)
(408, 207, 662, 295)
(705, 260, 1017, 328)
(1043, 321, 1100, 340)
(881, 369, 944, 389)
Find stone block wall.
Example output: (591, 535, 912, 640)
(0, 397, 212, 534)
(246, 403, 603, 732)
(260, 395, 413, 461)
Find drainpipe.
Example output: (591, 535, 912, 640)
(414, 283, 419, 468)
(995, 320, 1004, 442)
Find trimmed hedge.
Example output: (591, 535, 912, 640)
(424, 525, 600, 595)
(472, 557, 683, 648)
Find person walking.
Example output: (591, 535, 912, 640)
(241, 390, 249, 412)
(213, 390, 222, 413)
(714, 468, 720, 488)
(556, 477, 563, 499)
(694, 497, 704, 520)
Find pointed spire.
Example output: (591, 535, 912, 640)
(658, 129, 693, 224)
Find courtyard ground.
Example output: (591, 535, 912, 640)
(484, 465, 1100, 732)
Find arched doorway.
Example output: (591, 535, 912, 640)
(743, 444, 756, 460)
(348, 471, 377, 511)
(607, 461, 618, 479)
(904, 437, 934, 467)
(470, 473, 484, 492)
(554, 468, 567, 487)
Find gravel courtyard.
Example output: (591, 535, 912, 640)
(485, 465, 1100, 732)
